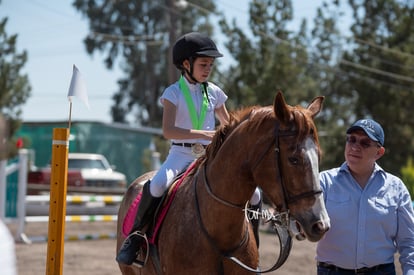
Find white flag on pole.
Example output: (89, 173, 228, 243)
(67, 64, 90, 109)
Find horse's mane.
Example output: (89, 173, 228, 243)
(194, 103, 320, 168)
(198, 106, 257, 163)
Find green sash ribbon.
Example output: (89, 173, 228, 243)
(179, 75, 209, 130)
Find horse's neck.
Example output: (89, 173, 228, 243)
(195, 164, 249, 248)
(206, 158, 255, 205)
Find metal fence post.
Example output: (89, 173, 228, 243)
(16, 149, 29, 242)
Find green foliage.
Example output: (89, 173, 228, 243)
(72, 0, 217, 127)
(217, 0, 350, 169)
(340, 0, 414, 175)
(218, 0, 317, 109)
(401, 158, 414, 199)
(0, 17, 31, 159)
(307, 1, 354, 169)
(71, 0, 414, 176)
(218, 0, 414, 175)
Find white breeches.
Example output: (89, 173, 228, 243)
(149, 145, 195, 197)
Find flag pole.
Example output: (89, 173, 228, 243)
(45, 64, 89, 274)
(67, 64, 90, 131)
(68, 101, 72, 131)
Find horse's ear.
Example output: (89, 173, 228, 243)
(306, 96, 325, 118)
(273, 91, 291, 123)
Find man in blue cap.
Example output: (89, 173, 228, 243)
(316, 119, 414, 274)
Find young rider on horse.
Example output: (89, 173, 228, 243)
(116, 32, 262, 266)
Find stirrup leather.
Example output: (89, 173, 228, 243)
(129, 231, 150, 267)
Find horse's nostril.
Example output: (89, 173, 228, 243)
(313, 221, 329, 234)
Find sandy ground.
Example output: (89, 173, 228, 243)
(9, 221, 403, 275)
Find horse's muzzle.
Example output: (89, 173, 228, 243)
(289, 217, 330, 242)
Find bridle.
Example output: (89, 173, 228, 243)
(269, 122, 323, 212)
(193, 121, 322, 273)
(250, 121, 322, 212)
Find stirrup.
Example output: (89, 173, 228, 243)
(131, 231, 149, 268)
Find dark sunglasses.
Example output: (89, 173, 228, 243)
(346, 135, 380, 149)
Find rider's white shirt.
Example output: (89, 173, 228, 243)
(160, 77, 227, 145)
(150, 77, 228, 197)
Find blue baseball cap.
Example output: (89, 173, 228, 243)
(346, 119, 385, 146)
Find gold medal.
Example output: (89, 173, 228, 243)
(191, 143, 205, 157)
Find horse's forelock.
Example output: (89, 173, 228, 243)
(291, 107, 320, 152)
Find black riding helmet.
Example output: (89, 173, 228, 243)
(173, 32, 223, 83)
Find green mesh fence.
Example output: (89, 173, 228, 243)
(14, 121, 162, 185)
(6, 157, 18, 218)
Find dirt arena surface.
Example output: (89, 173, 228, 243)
(9, 221, 403, 275)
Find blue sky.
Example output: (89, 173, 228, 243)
(1, 0, 344, 123)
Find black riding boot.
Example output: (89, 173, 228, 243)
(249, 200, 262, 248)
(116, 180, 161, 266)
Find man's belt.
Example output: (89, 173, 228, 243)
(317, 262, 394, 274)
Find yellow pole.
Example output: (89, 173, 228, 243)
(46, 128, 69, 275)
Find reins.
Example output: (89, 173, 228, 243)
(194, 169, 250, 274)
(193, 121, 322, 273)
(202, 164, 245, 210)
(195, 161, 289, 274)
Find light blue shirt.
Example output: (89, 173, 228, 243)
(316, 162, 414, 275)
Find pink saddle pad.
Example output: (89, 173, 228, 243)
(122, 161, 197, 244)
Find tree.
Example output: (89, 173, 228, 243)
(339, 0, 414, 175)
(217, 0, 355, 170)
(401, 157, 414, 198)
(73, 0, 414, 177)
(72, 0, 218, 127)
(218, 0, 414, 177)
(218, 0, 316, 110)
(307, 0, 357, 170)
(0, 17, 31, 159)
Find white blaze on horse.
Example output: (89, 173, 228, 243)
(117, 92, 330, 275)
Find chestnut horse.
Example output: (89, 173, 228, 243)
(117, 92, 330, 274)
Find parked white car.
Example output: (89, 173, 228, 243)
(67, 153, 127, 188)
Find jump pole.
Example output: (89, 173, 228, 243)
(45, 128, 69, 275)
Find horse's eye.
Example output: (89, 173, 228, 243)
(288, 157, 299, 165)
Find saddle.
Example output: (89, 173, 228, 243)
(122, 161, 197, 244)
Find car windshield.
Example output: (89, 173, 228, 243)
(68, 159, 107, 170)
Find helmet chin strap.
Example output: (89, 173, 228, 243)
(185, 57, 199, 84)
(184, 69, 199, 84)
(183, 57, 210, 103)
